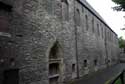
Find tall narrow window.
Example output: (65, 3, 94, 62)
(92, 17, 94, 33)
(94, 59, 97, 66)
(82, 7, 84, 13)
(102, 27, 103, 38)
(72, 64, 75, 72)
(75, 9, 80, 26)
(108, 30, 109, 41)
(85, 15, 88, 30)
(97, 24, 100, 36)
(100, 24, 103, 38)
(62, 0, 69, 21)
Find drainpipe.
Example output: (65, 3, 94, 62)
(74, 0, 79, 78)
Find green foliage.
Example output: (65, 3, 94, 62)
(118, 36, 125, 48)
(114, 78, 122, 84)
(112, 0, 125, 11)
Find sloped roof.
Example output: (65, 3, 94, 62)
(79, 0, 117, 36)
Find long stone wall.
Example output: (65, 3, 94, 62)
(0, 0, 119, 84)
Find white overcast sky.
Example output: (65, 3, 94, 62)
(86, 0, 125, 39)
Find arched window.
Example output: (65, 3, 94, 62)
(48, 0, 62, 18)
(49, 42, 60, 60)
(97, 23, 100, 36)
(62, 0, 69, 21)
(102, 26, 103, 38)
(85, 15, 88, 30)
(92, 17, 94, 33)
(75, 9, 80, 26)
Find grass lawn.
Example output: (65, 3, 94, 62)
(114, 78, 122, 84)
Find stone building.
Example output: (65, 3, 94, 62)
(0, 0, 119, 84)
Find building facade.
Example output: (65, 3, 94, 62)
(0, 0, 119, 84)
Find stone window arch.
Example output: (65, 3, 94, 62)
(102, 26, 104, 38)
(75, 8, 80, 26)
(85, 15, 88, 30)
(92, 17, 94, 33)
(49, 41, 60, 60)
(62, 0, 69, 21)
(97, 23, 100, 36)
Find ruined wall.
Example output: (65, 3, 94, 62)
(0, 0, 119, 84)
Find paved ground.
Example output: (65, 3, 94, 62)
(67, 63, 125, 84)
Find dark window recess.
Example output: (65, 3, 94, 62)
(92, 18, 94, 32)
(85, 15, 88, 30)
(102, 27, 103, 38)
(10, 58, 14, 62)
(16, 34, 23, 37)
(75, 9, 80, 26)
(0, 2, 12, 12)
(97, 24, 100, 35)
(108, 60, 110, 63)
(82, 7, 84, 13)
(49, 63, 59, 76)
(94, 59, 97, 66)
(8, 40, 15, 43)
(49, 77, 59, 84)
(0, 16, 9, 32)
(84, 60, 87, 67)
(72, 64, 75, 72)
(3, 69, 19, 84)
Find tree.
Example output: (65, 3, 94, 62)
(112, 0, 125, 11)
(118, 36, 125, 48)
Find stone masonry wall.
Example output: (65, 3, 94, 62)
(0, 0, 119, 84)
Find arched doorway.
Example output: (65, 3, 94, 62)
(48, 41, 63, 84)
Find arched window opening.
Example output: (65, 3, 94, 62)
(75, 9, 80, 26)
(102, 27, 103, 38)
(49, 42, 60, 60)
(62, 0, 69, 21)
(92, 17, 94, 33)
(97, 23, 100, 36)
(85, 15, 88, 30)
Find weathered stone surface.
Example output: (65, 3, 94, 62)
(0, 0, 119, 84)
